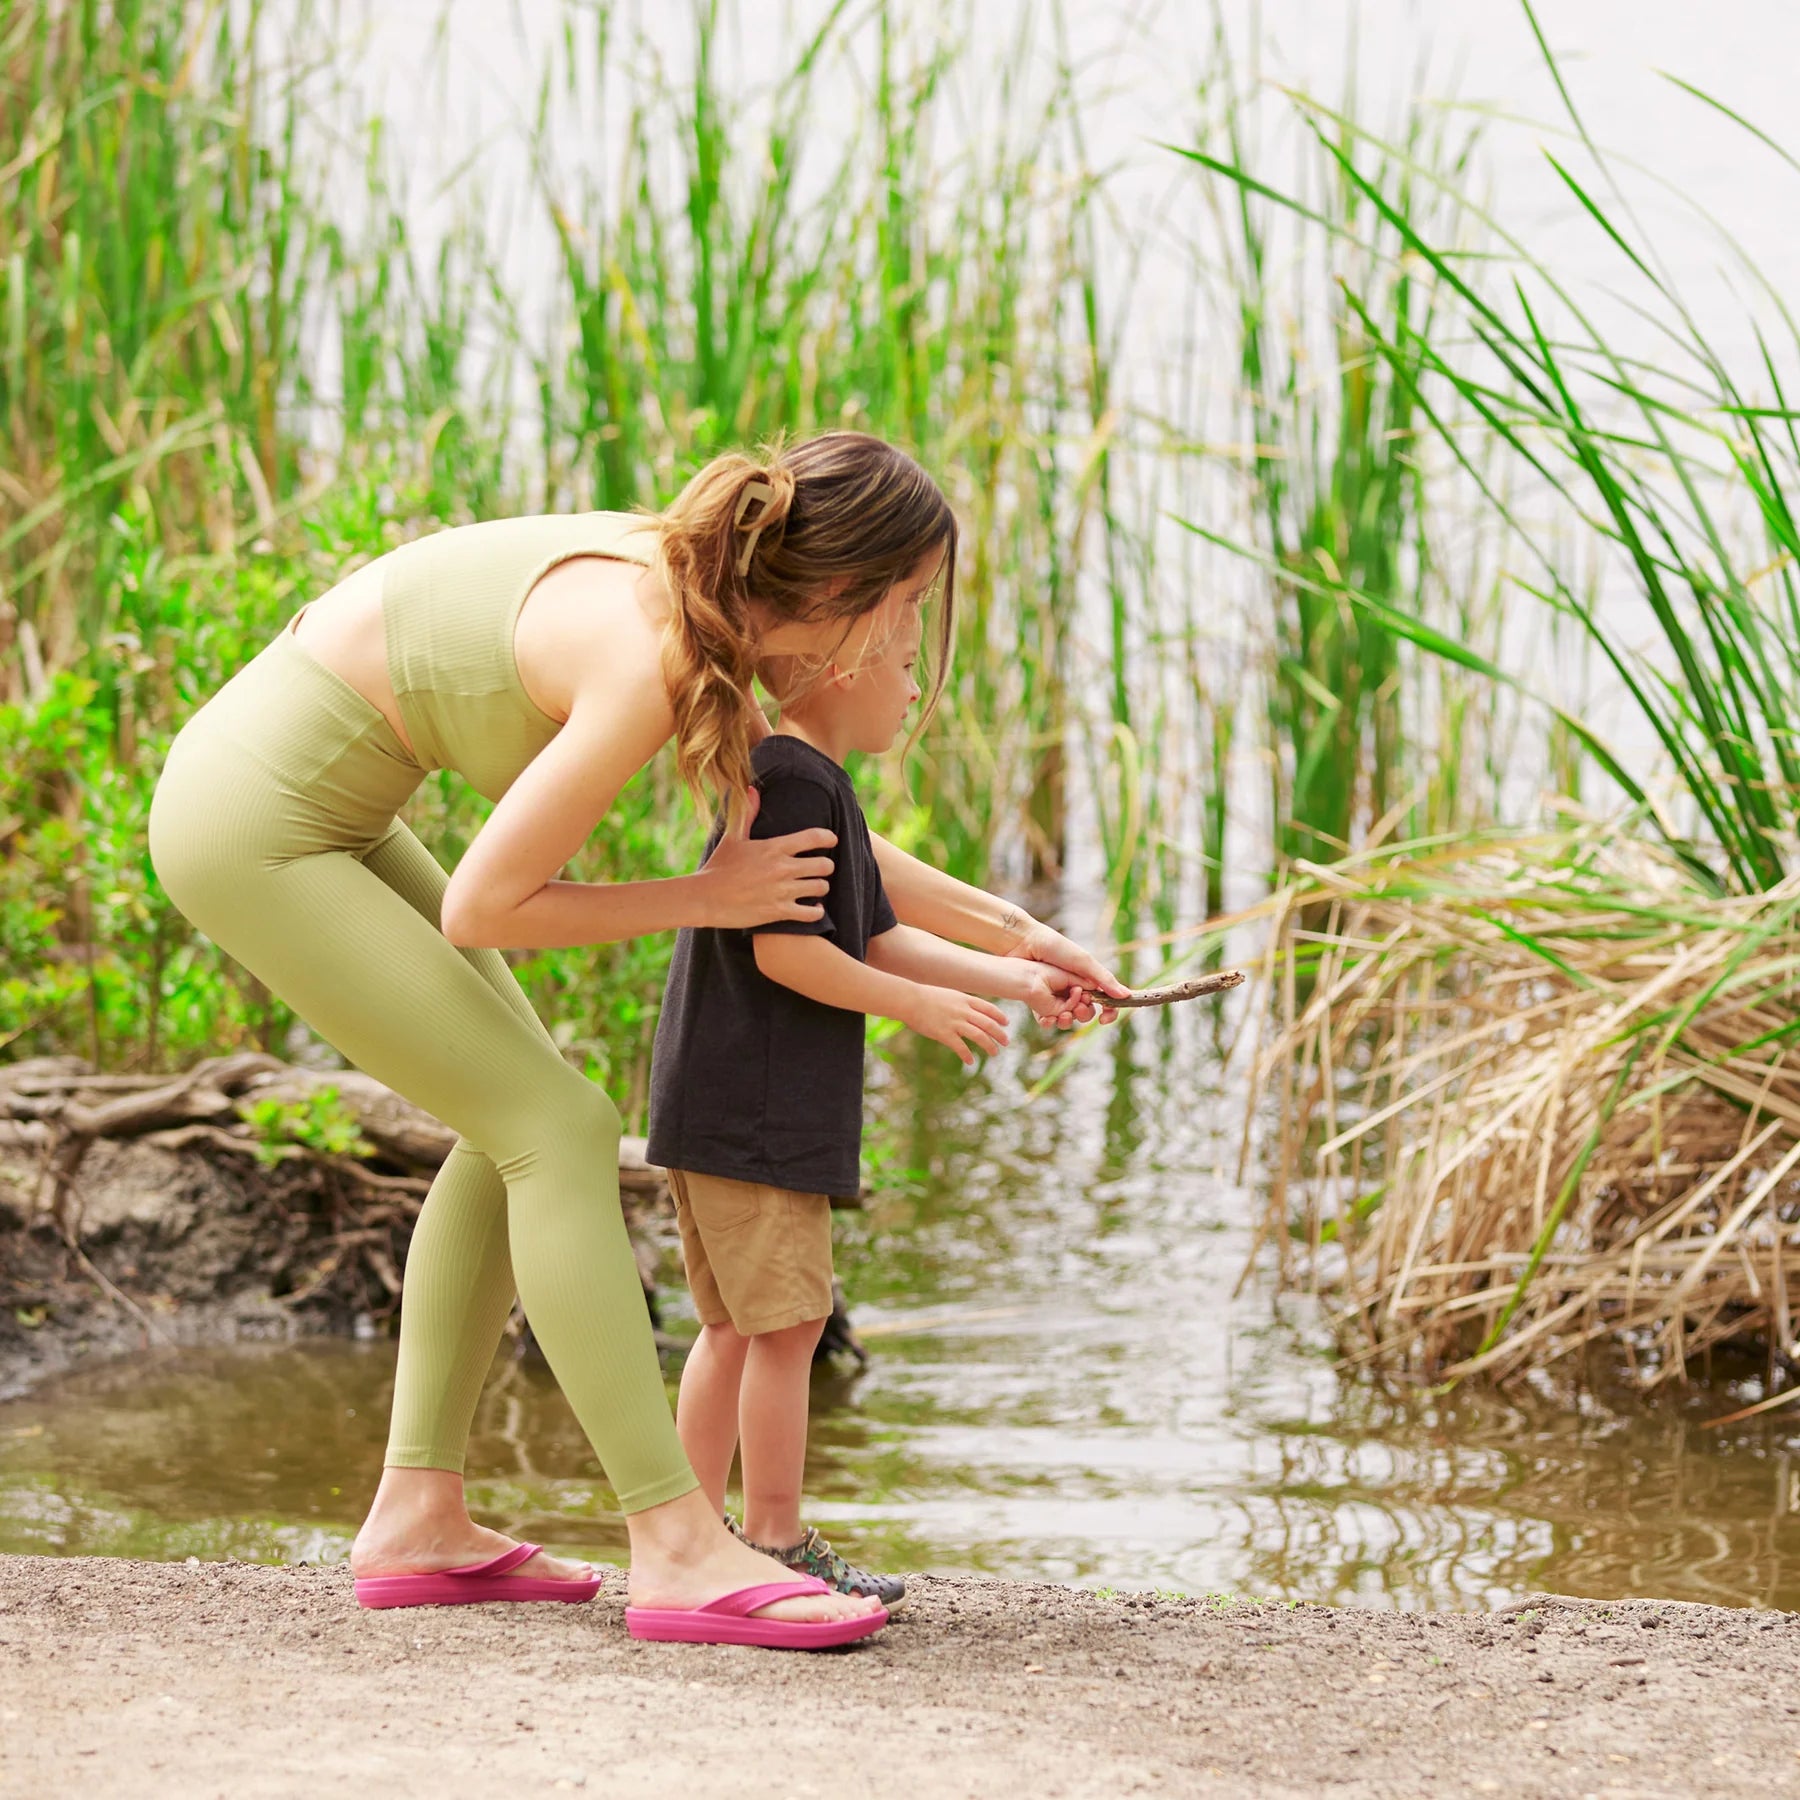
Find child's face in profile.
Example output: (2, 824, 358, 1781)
(841, 598, 923, 755)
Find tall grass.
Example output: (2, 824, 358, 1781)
(1, 0, 304, 670)
(1181, 0, 1800, 1390)
(1255, 828, 1800, 1389)
(1174, 14, 1524, 876)
(1182, 0, 1800, 896)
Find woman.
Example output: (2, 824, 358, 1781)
(149, 431, 1125, 1649)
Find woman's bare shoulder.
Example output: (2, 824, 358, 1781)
(514, 554, 677, 733)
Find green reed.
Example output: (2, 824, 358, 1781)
(2, 0, 296, 649)
(1175, 10, 1501, 875)
(1185, 0, 1800, 896)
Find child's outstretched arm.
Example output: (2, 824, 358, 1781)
(864, 923, 1030, 999)
(752, 931, 1009, 1067)
(866, 834, 1127, 994)
(867, 923, 1112, 1026)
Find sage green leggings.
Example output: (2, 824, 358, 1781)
(148, 628, 699, 1512)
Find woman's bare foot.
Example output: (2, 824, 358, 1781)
(349, 1466, 593, 1584)
(625, 1488, 883, 1624)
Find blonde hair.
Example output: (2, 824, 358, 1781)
(655, 431, 957, 818)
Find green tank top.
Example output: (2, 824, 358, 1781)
(379, 510, 659, 802)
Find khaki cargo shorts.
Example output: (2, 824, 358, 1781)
(667, 1168, 835, 1336)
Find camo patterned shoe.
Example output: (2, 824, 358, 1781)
(749, 1526, 906, 1609)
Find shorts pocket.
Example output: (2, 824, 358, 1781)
(688, 1173, 765, 1234)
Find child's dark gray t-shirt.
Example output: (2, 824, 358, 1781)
(647, 734, 897, 1199)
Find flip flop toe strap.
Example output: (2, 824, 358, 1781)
(446, 1541, 543, 1580)
(700, 1578, 831, 1618)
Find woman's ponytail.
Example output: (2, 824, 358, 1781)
(656, 454, 796, 823)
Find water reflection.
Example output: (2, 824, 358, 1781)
(4, 995, 1799, 1609)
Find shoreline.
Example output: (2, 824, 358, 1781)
(0, 1285, 340, 1406)
(4, 1556, 1797, 1797)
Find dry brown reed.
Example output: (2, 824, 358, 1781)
(1252, 826, 1800, 1394)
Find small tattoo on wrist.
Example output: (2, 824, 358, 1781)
(999, 906, 1025, 942)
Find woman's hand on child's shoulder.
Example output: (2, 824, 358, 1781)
(697, 785, 838, 929)
(899, 985, 1010, 1067)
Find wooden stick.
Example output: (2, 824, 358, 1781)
(1079, 970, 1246, 1010)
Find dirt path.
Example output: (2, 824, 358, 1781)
(3, 1558, 1798, 1798)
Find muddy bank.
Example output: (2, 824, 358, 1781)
(0, 1132, 352, 1401)
(3, 1558, 1798, 1799)
(0, 1057, 682, 1402)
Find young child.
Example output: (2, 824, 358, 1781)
(646, 595, 1031, 1604)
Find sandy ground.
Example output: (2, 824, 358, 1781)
(3, 1559, 1798, 1799)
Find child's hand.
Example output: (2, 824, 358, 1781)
(1010, 959, 1100, 1026)
(901, 985, 1011, 1066)
(1001, 919, 1127, 1028)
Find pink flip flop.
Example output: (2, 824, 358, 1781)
(353, 1541, 602, 1610)
(625, 1577, 887, 1649)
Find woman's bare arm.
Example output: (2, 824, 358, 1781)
(441, 681, 835, 950)
(865, 923, 1031, 998)
(865, 832, 1032, 951)
(868, 922, 1131, 1023)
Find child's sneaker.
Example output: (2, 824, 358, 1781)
(744, 1523, 906, 1608)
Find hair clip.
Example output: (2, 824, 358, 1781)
(733, 479, 775, 578)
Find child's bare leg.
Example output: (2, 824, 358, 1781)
(738, 1315, 829, 1548)
(676, 1321, 749, 1517)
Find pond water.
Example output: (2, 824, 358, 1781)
(6, 993, 1799, 1610)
